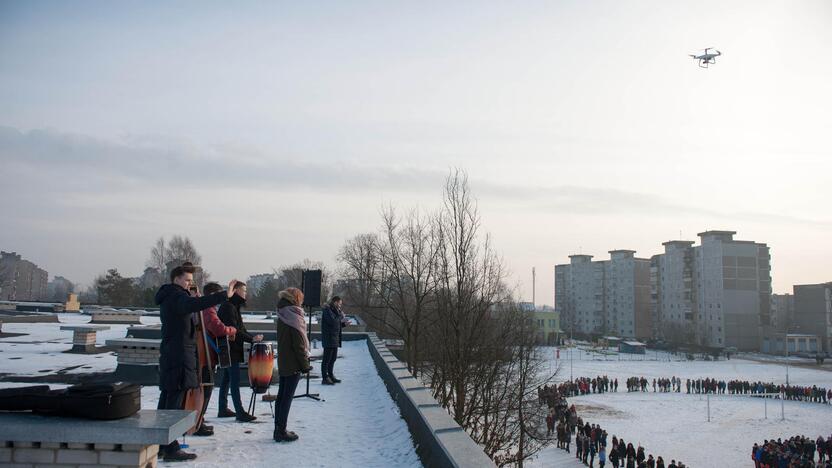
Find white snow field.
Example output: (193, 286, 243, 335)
(528, 346, 832, 468)
(0, 318, 422, 468)
(0, 313, 154, 376)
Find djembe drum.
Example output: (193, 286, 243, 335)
(248, 342, 274, 394)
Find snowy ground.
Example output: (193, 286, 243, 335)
(0, 313, 160, 376)
(152, 340, 421, 468)
(0, 318, 422, 468)
(528, 345, 832, 468)
(540, 345, 832, 388)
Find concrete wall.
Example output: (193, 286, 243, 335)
(365, 334, 495, 468)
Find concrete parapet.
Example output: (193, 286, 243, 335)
(365, 333, 495, 468)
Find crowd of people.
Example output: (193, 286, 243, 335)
(752, 434, 832, 467)
(155, 262, 349, 461)
(681, 377, 830, 404)
(541, 386, 685, 468)
(539, 376, 617, 404)
(545, 375, 831, 406)
(541, 375, 832, 467)
(615, 375, 831, 405)
(624, 376, 682, 392)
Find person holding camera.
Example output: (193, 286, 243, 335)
(273, 287, 312, 442)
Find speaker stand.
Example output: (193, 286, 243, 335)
(293, 304, 322, 401)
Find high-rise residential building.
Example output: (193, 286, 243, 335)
(759, 293, 795, 355)
(651, 241, 696, 342)
(247, 273, 276, 295)
(792, 283, 832, 353)
(651, 231, 771, 350)
(770, 293, 794, 332)
(554, 251, 651, 340)
(0, 251, 48, 301)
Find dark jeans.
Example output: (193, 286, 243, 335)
(274, 373, 301, 431)
(321, 347, 338, 378)
(157, 388, 186, 454)
(219, 361, 244, 413)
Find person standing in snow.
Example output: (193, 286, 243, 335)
(217, 281, 262, 423)
(273, 288, 312, 443)
(609, 438, 620, 468)
(194, 282, 238, 437)
(626, 443, 636, 468)
(320, 296, 349, 385)
(156, 264, 238, 462)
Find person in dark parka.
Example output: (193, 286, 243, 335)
(273, 287, 312, 443)
(156, 265, 238, 462)
(320, 296, 347, 385)
(216, 281, 262, 422)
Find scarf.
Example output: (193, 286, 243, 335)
(331, 303, 349, 325)
(277, 305, 309, 356)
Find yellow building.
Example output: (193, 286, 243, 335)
(532, 309, 562, 345)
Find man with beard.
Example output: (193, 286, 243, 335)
(156, 264, 239, 461)
(217, 281, 262, 422)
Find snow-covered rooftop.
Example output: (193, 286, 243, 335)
(0, 316, 422, 467)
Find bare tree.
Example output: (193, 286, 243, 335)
(145, 235, 209, 287)
(337, 168, 556, 466)
(337, 234, 386, 330)
(167, 235, 202, 266)
(146, 237, 168, 275)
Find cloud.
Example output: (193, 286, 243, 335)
(2, 126, 829, 231)
(0, 126, 445, 194)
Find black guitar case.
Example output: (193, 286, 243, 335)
(0, 383, 141, 420)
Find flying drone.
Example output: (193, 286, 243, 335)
(689, 47, 721, 68)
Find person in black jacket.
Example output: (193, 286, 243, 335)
(320, 296, 347, 385)
(217, 281, 262, 422)
(156, 264, 239, 462)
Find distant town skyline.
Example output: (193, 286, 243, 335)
(1, 1, 830, 304)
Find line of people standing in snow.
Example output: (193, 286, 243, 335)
(752, 434, 832, 467)
(543, 393, 685, 468)
(616, 375, 830, 405)
(625, 376, 682, 393)
(679, 377, 829, 404)
(538, 375, 615, 406)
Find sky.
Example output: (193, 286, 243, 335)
(1, 0, 830, 304)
